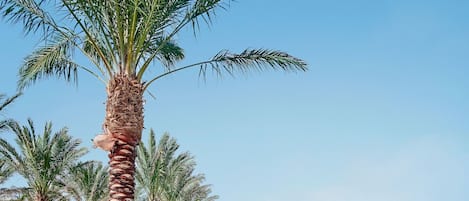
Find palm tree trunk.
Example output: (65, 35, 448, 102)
(104, 73, 144, 201)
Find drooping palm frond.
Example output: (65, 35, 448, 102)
(18, 32, 78, 90)
(144, 48, 308, 90)
(147, 39, 185, 69)
(186, 0, 227, 32)
(0, 0, 59, 35)
(0, 119, 88, 200)
(0, 93, 21, 112)
(210, 49, 308, 72)
(0, 93, 21, 131)
(136, 130, 218, 201)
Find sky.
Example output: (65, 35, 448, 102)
(1, 0, 469, 201)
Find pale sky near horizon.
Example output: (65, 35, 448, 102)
(1, 1, 469, 201)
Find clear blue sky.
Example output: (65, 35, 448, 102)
(1, 0, 469, 201)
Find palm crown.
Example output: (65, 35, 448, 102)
(1, 0, 307, 90)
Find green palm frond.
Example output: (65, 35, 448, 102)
(18, 32, 78, 90)
(148, 38, 185, 69)
(0, 0, 59, 35)
(82, 33, 113, 75)
(62, 0, 117, 73)
(0, 93, 21, 131)
(0, 93, 21, 112)
(137, 0, 228, 78)
(186, 0, 227, 32)
(211, 49, 308, 72)
(144, 48, 308, 90)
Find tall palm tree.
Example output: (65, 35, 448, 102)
(65, 161, 109, 201)
(136, 130, 217, 201)
(1, 1, 307, 200)
(0, 119, 88, 201)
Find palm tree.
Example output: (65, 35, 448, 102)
(0, 119, 88, 201)
(1, 1, 307, 200)
(136, 130, 217, 201)
(66, 161, 109, 201)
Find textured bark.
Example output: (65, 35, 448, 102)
(104, 73, 144, 201)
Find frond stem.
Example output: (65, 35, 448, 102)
(61, 0, 113, 77)
(143, 60, 215, 91)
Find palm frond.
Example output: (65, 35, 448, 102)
(137, 0, 228, 79)
(186, 0, 228, 34)
(148, 38, 185, 69)
(62, 0, 116, 74)
(0, 93, 21, 112)
(144, 48, 308, 90)
(0, 93, 21, 131)
(18, 32, 78, 90)
(209, 49, 308, 74)
(0, 0, 59, 35)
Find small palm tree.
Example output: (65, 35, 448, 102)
(0, 119, 88, 201)
(1, 1, 307, 200)
(65, 161, 109, 201)
(136, 130, 217, 201)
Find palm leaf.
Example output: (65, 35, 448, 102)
(18, 32, 78, 90)
(0, 93, 21, 131)
(0, 93, 21, 112)
(144, 48, 308, 90)
(0, 0, 59, 35)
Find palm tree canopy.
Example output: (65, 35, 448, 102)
(0, 119, 88, 200)
(136, 130, 218, 201)
(0, 0, 307, 91)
